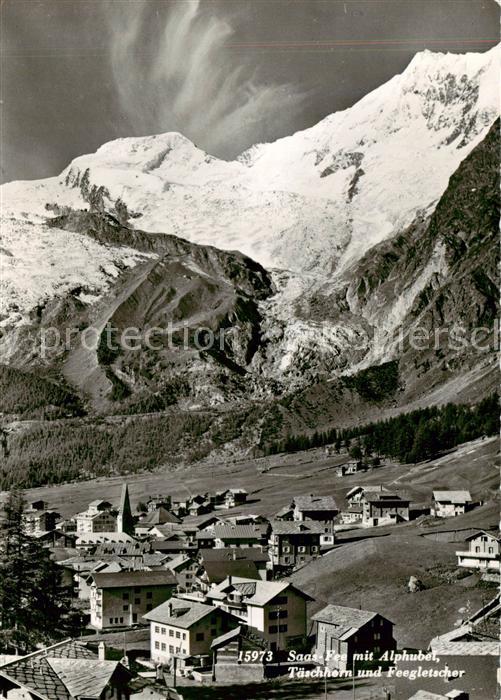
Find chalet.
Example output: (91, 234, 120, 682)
(292, 495, 337, 546)
(224, 489, 248, 509)
(211, 625, 270, 682)
(76, 500, 116, 534)
(362, 493, 410, 527)
(195, 529, 217, 549)
(198, 547, 270, 581)
(340, 506, 363, 524)
(144, 597, 238, 666)
(212, 522, 269, 549)
(150, 534, 196, 557)
(90, 569, 177, 629)
(206, 577, 313, 651)
(188, 500, 212, 517)
(336, 461, 365, 477)
(0, 639, 132, 699)
(198, 558, 261, 591)
(269, 521, 324, 571)
(135, 507, 181, 535)
(433, 491, 473, 518)
(456, 530, 500, 572)
(165, 554, 201, 593)
(312, 604, 396, 671)
(345, 485, 389, 507)
(23, 507, 60, 535)
(275, 506, 294, 521)
(75, 532, 134, 550)
(146, 494, 172, 512)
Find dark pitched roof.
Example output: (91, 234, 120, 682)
(311, 604, 390, 639)
(0, 657, 70, 699)
(92, 570, 176, 589)
(0, 640, 124, 700)
(139, 508, 181, 526)
(202, 559, 260, 584)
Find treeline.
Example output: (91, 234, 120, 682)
(264, 394, 499, 464)
(0, 412, 214, 490)
(0, 365, 84, 418)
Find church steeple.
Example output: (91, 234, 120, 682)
(117, 482, 134, 535)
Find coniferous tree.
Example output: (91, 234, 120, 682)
(0, 491, 80, 652)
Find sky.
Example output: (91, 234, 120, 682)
(1, 0, 499, 183)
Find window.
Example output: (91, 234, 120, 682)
(155, 641, 160, 650)
(122, 592, 129, 601)
(169, 629, 174, 637)
(298, 546, 306, 553)
(374, 646, 380, 653)
(134, 598, 141, 605)
(211, 628, 217, 636)
(169, 645, 174, 653)
(146, 591, 153, 599)
(283, 546, 291, 554)
(161, 643, 166, 651)
(269, 610, 288, 620)
(274, 596, 288, 606)
(196, 632, 204, 641)
(279, 624, 287, 633)
(123, 605, 129, 612)
(182, 633, 186, 640)
(109, 618, 113, 624)
(210, 615, 217, 624)
(161, 628, 166, 635)
(374, 633, 381, 640)
(175, 647, 180, 653)
(147, 604, 153, 611)
(475, 547, 481, 553)
(154, 625, 160, 633)
(175, 631, 181, 639)
(269, 625, 278, 634)
(134, 587, 141, 593)
(488, 547, 494, 554)
(312, 546, 318, 552)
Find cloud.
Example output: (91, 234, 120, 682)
(104, 0, 306, 158)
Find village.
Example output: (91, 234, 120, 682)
(0, 437, 499, 700)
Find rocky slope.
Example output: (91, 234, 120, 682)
(0, 46, 498, 421)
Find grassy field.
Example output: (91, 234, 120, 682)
(12, 435, 498, 520)
(6, 435, 498, 650)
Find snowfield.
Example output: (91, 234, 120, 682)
(0, 45, 498, 331)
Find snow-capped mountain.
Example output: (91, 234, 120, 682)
(0, 45, 499, 414)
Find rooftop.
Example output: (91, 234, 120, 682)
(433, 490, 472, 503)
(311, 604, 386, 638)
(293, 495, 337, 511)
(207, 576, 313, 607)
(138, 507, 181, 526)
(92, 570, 176, 589)
(0, 640, 126, 700)
(198, 547, 269, 563)
(143, 597, 221, 628)
(270, 520, 326, 535)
